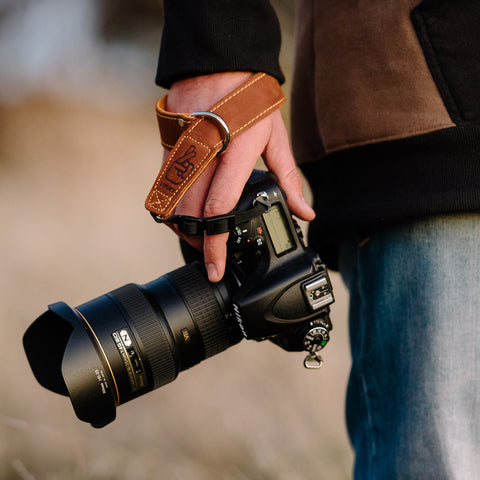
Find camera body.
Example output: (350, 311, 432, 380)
(23, 170, 334, 427)
(222, 171, 333, 349)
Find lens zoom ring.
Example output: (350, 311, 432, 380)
(112, 284, 177, 389)
(167, 265, 231, 359)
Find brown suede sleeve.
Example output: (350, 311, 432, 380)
(292, 0, 455, 161)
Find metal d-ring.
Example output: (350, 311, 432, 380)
(190, 111, 231, 154)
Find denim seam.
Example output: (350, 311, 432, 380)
(356, 241, 377, 478)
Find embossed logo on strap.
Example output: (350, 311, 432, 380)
(165, 145, 196, 185)
(145, 73, 286, 219)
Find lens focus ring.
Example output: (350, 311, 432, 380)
(167, 264, 231, 359)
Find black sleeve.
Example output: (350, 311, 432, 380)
(156, 0, 285, 88)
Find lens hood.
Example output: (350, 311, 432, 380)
(23, 302, 117, 428)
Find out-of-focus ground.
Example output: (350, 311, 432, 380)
(0, 1, 353, 478)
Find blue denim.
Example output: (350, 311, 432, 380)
(339, 214, 480, 479)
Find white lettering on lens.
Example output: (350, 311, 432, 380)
(120, 329, 132, 347)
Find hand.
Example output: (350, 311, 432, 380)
(163, 72, 315, 282)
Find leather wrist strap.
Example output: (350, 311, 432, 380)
(145, 73, 286, 219)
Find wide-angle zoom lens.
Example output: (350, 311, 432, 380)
(23, 262, 241, 427)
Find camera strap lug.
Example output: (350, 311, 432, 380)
(303, 353, 323, 369)
(302, 317, 331, 369)
(151, 198, 271, 236)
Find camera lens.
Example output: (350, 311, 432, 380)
(23, 262, 242, 428)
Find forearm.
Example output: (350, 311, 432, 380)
(157, 0, 284, 88)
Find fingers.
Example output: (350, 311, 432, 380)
(203, 232, 229, 282)
(204, 128, 268, 215)
(197, 111, 315, 282)
(200, 115, 276, 282)
(160, 75, 315, 284)
(262, 112, 316, 221)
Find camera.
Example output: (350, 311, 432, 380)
(23, 170, 334, 428)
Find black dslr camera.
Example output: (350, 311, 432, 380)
(23, 170, 334, 428)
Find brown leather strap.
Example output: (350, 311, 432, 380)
(145, 73, 286, 219)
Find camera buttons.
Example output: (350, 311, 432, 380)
(253, 235, 265, 247)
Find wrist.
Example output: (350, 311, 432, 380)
(166, 71, 254, 113)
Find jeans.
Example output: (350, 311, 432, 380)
(339, 214, 480, 479)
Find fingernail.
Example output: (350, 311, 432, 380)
(207, 263, 218, 282)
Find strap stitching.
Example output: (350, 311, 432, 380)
(148, 135, 212, 207)
(147, 73, 285, 217)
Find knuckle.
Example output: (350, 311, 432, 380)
(203, 195, 228, 217)
(286, 165, 302, 181)
(282, 167, 303, 189)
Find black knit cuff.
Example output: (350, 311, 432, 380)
(156, 0, 284, 88)
(300, 123, 480, 267)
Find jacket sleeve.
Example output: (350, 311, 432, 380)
(156, 0, 285, 88)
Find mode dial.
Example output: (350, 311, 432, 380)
(303, 324, 330, 369)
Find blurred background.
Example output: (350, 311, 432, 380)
(0, 1, 353, 478)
